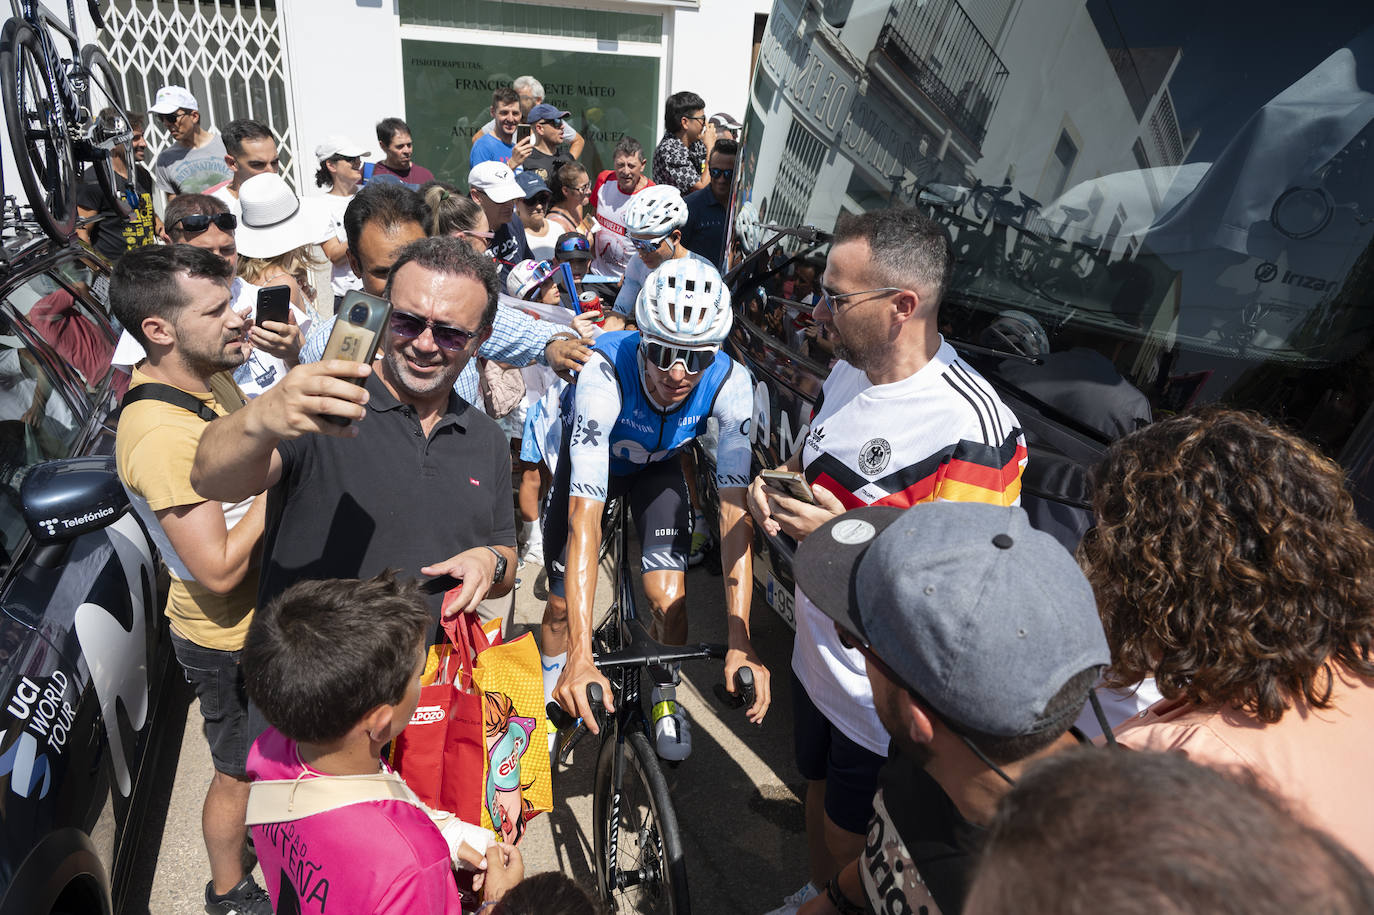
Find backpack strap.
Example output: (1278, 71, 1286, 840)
(114, 382, 218, 423)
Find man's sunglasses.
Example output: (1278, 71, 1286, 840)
(556, 235, 591, 254)
(389, 310, 480, 352)
(157, 109, 191, 125)
(630, 233, 674, 252)
(709, 167, 734, 179)
(641, 339, 717, 374)
(539, 118, 562, 129)
(174, 212, 237, 233)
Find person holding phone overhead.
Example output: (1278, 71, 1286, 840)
(190, 236, 518, 639)
(470, 87, 535, 169)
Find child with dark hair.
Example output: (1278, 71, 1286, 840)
(243, 572, 510, 913)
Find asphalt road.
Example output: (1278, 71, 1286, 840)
(127, 555, 808, 914)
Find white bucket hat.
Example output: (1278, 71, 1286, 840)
(235, 173, 324, 258)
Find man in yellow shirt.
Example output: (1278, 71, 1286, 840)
(111, 245, 271, 915)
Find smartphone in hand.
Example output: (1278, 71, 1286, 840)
(255, 284, 291, 327)
(761, 469, 817, 504)
(516, 123, 532, 145)
(320, 290, 392, 426)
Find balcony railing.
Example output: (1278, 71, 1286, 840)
(877, 0, 1008, 149)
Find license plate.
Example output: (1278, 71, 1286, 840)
(765, 572, 796, 629)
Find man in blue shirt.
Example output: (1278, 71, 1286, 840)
(680, 139, 736, 269)
(470, 87, 534, 169)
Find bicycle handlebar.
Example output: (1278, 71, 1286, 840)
(544, 664, 758, 731)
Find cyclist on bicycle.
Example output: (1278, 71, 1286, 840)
(541, 257, 770, 759)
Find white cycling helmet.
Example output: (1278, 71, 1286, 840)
(635, 259, 733, 348)
(734, 199, 763, 254)
(623, 185, 688, 239)
(981, 309, 1050, 357)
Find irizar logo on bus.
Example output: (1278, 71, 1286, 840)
(1255, 262, 1335, 291)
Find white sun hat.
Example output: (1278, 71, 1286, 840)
(235, 173, 326, 258)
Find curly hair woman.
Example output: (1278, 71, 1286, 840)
(1080, 407, 1374, 869)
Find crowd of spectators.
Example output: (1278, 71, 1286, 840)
(82, 73, 1374, 915)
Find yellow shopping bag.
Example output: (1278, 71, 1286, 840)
(472, 630, 553, 844)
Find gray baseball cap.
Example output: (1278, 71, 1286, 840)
(794, 503, 1108, 739)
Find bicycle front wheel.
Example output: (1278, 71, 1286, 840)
(80, 43, 136, 218)
(0, 19, 77, 240)
(593, 729, 691, 914)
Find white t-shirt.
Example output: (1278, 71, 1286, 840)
(590, 175, 652, 280)
(208, 181, 241, 216)
(524, 219, 561, 261)
(792, 342, 1027, 755)
(308, 193, 362, 298)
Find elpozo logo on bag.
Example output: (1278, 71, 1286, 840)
(410, 705, 446, 726)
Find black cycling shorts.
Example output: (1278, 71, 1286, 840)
(543, 421, 692, 599)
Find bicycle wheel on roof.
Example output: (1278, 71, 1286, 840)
(1, 18, 77, 240)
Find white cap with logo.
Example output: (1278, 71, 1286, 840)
(149, 85, 198, 114)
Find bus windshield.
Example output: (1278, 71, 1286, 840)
(730, 0, 1374, 457)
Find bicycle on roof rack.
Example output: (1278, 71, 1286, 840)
(1, 0, 135, 241)
(547, 496, 756, 914)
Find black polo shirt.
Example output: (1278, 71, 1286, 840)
(258, 372, 515, 625)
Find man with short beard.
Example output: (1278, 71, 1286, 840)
(191, 236, 518, 631)
(748, 207, 1027, 915)
(111, 245, 272, 915)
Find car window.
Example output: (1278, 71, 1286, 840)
(7, 263, 116, 395)
(0, 304, 84, 573)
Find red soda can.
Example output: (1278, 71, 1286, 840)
(579, 290, 605, 324)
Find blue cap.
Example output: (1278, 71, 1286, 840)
(527, 103, 570, 124)
(515, 170, 549, 199)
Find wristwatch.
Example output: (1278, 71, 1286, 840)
(482, 546, 508, 585)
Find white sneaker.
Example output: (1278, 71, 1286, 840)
(519, 531, 544, 569)
(762, 883, 819, 915)
(650, 685, 691, 761)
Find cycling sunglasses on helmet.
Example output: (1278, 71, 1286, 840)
(641, 338, 717, 374)
(174, 212, 237, 233)
(389, 310, 480, 352)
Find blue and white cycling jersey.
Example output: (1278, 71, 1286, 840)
(563, 330, 753, 502)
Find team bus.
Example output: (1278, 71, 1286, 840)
(708, 0, 1374, 626)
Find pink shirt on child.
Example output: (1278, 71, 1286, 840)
(247, 727, 463, 914)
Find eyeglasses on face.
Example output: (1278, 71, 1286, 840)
(332, 155, 362, 167)
(641, 338, 717, 374)
(158, 109, 191, 125)
(539, 119, 562, 129)
(389, 310, 480, 352)
(684, 115, 707, 124)
(709, 167, 735, 180)
(818, 285, 905, 314)
(525, 195, 552, 211)
(174, 212, 237, 233)
(572, 183, 592, 195)
(556, 236, 590, 254)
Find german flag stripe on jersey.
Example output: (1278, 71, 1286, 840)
(807, 429, 1026, 509)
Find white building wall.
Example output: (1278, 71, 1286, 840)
(280, 4, 406, 167)
(668, 0, 773, 121)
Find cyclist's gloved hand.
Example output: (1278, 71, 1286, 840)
(555, 653, 614, 734)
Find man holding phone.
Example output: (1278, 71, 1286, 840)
(470, 87, 535, 169)
(110, 194, 305, 398)
(521, 103, 572, 185)
(190, 236, 518, 629)
(111, 245, 272, 915)
(748, 207, 1027, 915)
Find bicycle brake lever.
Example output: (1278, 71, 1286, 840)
(546, 701, 576, 731)
(713, 666, 756, 710)
(586, 682, 608, 733)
